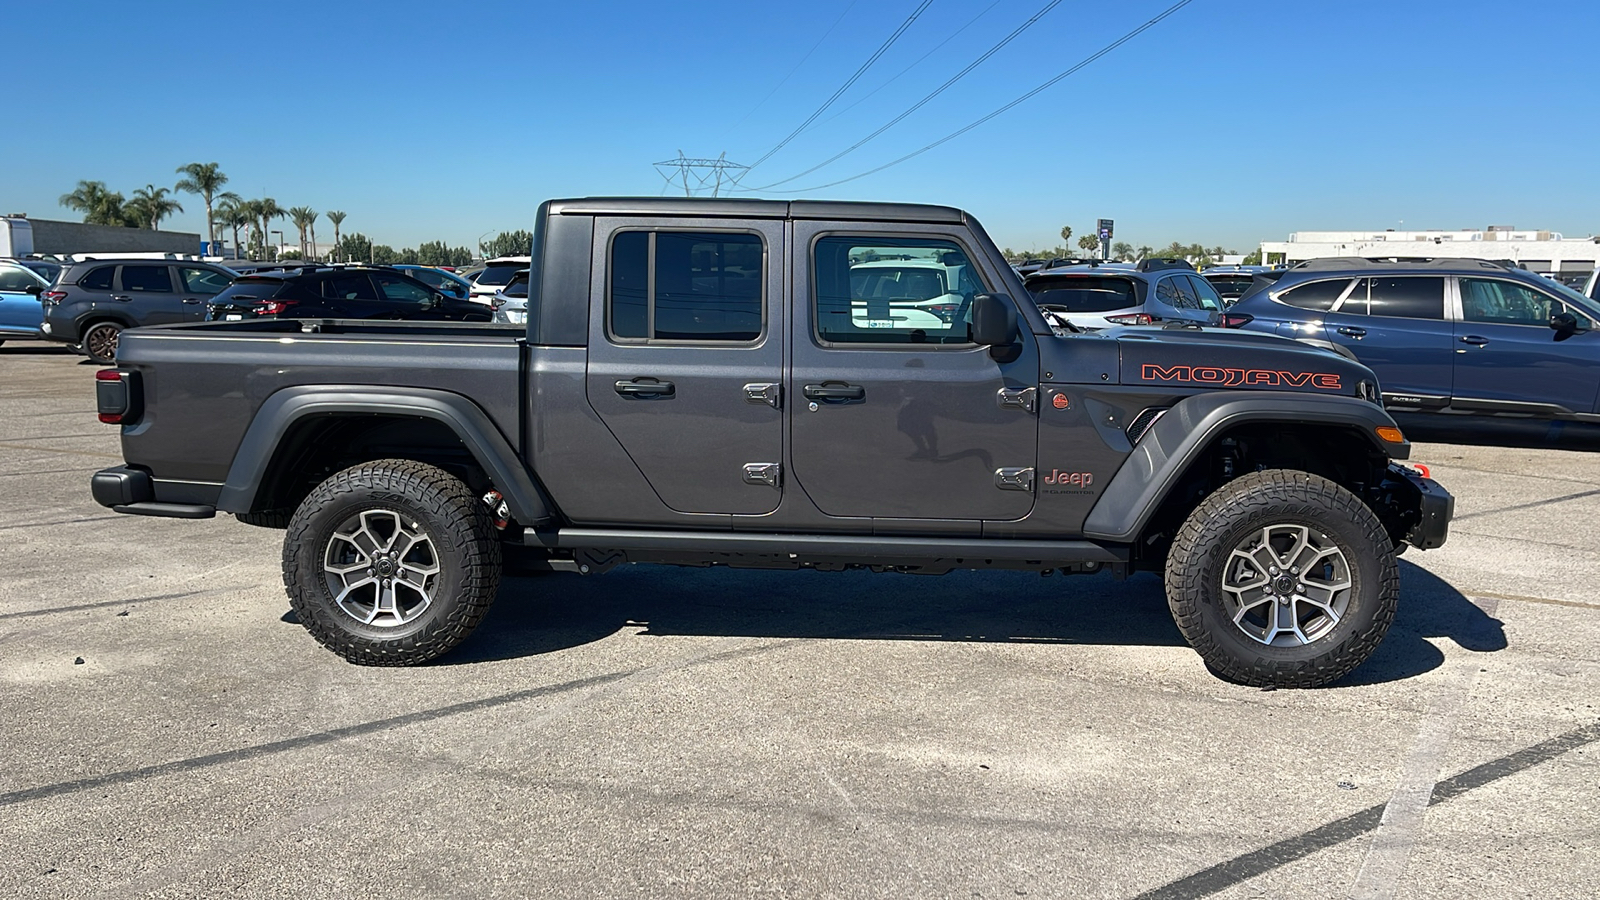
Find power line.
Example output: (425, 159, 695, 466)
(741, 0, 1067, 191)
(718, 0, 860, 142)
(744, 0, 935, 172)
(653, 152, 750, 197)
(748, 0, 1197, 194)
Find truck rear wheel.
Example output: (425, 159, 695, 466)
(1164, 469, 1398, 688)
(282, 459, 502, 666)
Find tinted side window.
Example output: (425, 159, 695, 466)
(179, 267, 231, 294)
(1278, 279, 1350, 311)
(0, 267, 38, 292)
(323, 275, 379, 301)
(1366, 277, 1443, 319)
(606, 231, 763, 342)
(121, 265, 174, 292)
(210, 280, 286, 304)
(814, 236, 983, 345)
(1157, 275, 1200, 309)
(1460, 278, 1565, 326)
(79, 266, 115, 291)
(374, 274, 432, 304)
(1187, 275, 1223, 311)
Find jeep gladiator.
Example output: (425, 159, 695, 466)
(89, 198, 1453, 687)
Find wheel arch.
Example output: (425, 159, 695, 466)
(1082, 391, 1406, 546)
(216, 386, 556, 527)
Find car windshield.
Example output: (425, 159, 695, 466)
(1028, 276, 1137, 312)
(21, 261, 62, 283)
(850, 266, 950, 301)
(1538, 275, 1600, 316)
(476, 264, 523, 287)
(1205, 275, 1256, 297)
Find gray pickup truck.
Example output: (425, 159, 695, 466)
(90, 198, 1452, 687)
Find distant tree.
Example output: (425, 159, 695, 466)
(1077, 234, 1100, 254)
(215, 196, 247, 258)
(1241, 249, 1263, 265)
(288, 207, 316, 259)
(337, 232, 373, 264)
(326, 211, 347, 262)
(307, 211, 319, 261)
(1059, 225, 1072, 246)
(174, 163, 229, 248)
(279, 249, 304, 261)
(480, 230, 532, 259)
(1111, 241, 1133, 260)
(253, 198, 286, 260)
(127, 184, 183, 230)
(372, 244, 399, 265)
(59, 180, 137, 227)
(1136, 245, 1153, 261)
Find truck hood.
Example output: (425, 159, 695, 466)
(1110, 325, 1378, 398)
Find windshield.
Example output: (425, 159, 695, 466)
(1539, 274, 1600, 314)
(1028, 276, 1137, 312)
(476, 264, 523, 287)
(1205, 275, 1256, 297)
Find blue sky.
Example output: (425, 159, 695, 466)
(6, 0, 1597, 254)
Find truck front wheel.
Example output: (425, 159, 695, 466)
(1164, 469, 1398, 688)
(282, 459, 502, 666)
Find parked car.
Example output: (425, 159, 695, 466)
(205, 266, 494, 322)
(1584, 265, 1599, 301)
(469, 256, 531, 304)
(0, 261, 50, 345)
(848, 255, 982, 332)
(393, 264, 473, 299)
(491, 268, 530, 325)
(2, 257, 63, 285)
(1023, 259, 1226, 330)
(39, 259, 236, 363)
(1201, 265, 1280, 303)
(1226, 257, 1600, 419)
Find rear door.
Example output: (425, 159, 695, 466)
(1453, 276, 1600, 415)
(176, 266, 231, 320)
(1323, 276, 1453, 406)
(584, 217, 785, 515)
(117, 264, 187, 325)
(789, 224, 1037, 521)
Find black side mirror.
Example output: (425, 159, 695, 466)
(24, 283, 43, 295)
(1551, 311, 1582, 341)
(971, 293, 1021, 362)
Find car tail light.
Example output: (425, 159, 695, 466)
(95, 368, 141, 425)
(42, 290, 67, 304)
(1219, 313, 1254, 328)
(1106, 313, 1154, 326)
(256, 299, 298, 315)
(925, 302, 960, 323)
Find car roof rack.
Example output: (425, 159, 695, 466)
(1135, 258, 1195, 273)
(1288, 257, 1512, 272)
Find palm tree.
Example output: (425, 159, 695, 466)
(326, 211, 346, 262)
(250, 198, 285, 259)
(128, 185, 183, 230)
(59, 180, 133, 226)
(288, 206, 315, 258)
(174, 162, 229, 249)
(306, 210, 319, 261)
(214, 194, 246, 258)
(1111, 241, 1133, 261)
(1136, 245, 1153, 261)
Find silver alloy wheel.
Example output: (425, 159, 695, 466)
(1221, 524, 1353, 647)
(322, 508, 441, 627)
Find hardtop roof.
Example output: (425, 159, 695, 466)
(544, 197, 967, 225)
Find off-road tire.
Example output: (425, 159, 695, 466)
(1164, 469, 1398, 688)
(82, 321, 123, 365)
(236, 508, 295, 529)
(283, 459, 501, 666)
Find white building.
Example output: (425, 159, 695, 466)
(1259, 226, 1600, 285)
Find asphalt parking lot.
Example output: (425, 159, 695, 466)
(1, 344, 1596, 900)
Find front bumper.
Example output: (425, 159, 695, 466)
(1390, 464, 1452, 550)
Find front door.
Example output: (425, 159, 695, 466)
(789, 224, 1037, 521)
(585, 218, 785, 515)
(1453, 276, 1600, 415)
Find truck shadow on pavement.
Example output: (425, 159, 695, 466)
(440, 555, 1505, 687)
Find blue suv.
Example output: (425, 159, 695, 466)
(1227, 257, 1600, 420)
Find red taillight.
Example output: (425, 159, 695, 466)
(256, 299, 298, 315)
(42, 290, 68, 303)
(925, 303, 960, 323)
(96, 369, 127, 424)
(1106, 313, 1154, 326)
(1220, 313, 1255, 328)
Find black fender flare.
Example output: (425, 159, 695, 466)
(1081, 391, 1407, 543)
(215, 385, 556, 526)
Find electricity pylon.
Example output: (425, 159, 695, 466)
(653, 151, 749, 197)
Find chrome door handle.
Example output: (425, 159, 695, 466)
(1336, 326, 1366, 338)
(1459, 335, 1489, 347)
(743, 382, 781, 408)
